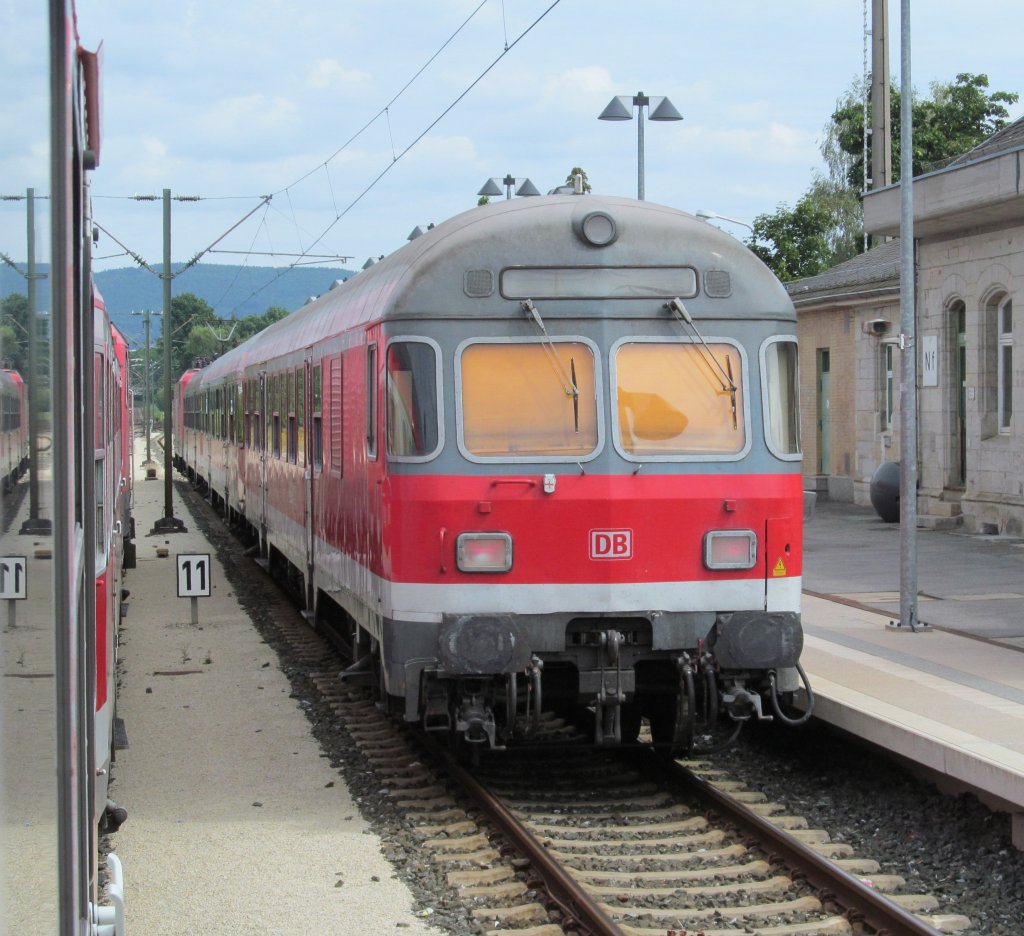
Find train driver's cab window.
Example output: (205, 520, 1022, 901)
(387, 340, 441, 459)
(761, 338, 801, 458)
(613, 340, 745, 457)
(459, 340, 598, 458)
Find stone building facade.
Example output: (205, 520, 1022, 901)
(789, 116, 1024, 533)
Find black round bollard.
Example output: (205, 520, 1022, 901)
(870, 461, 900, 522)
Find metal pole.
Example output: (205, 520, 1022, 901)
(898, 0, 918, 631)
(144, 311, 152, 463)
(21, 187, 51, 533)
(636, 94, 646, 201)
(152, 189, 186, 533)
(871, 0, 892, 189)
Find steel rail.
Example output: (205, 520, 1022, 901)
(426, 737, 627, 936)
(656, 753, 945, 936)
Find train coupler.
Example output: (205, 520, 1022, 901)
(455, 695, 496, 748)
(721, 684, 772, 722)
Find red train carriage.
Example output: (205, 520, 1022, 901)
(0, 368, 28, 490)
(91, 289, 129, 829)
(110, 322, 135, 569)
(178, 195, 812, 756)
(45, 9, 129, 930)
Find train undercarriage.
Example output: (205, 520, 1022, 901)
(330, 601, 815, 760)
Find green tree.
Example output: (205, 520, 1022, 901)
(0, 293, 30, 371)
(753, 71, 1017, 281)
(565, 167, 592, 193)
(750, 177, 863, 282)
(829, 72, 1017, 189)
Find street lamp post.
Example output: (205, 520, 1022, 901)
(695, 209, 754, 234)
(599, 92, 682, 200)
(130, 309, 161, 468)
(478, 175, 541, 201)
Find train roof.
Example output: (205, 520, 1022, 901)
(193, 195, 793, 387)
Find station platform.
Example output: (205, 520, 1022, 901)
(799, 500, 1024, 846)
(112, 444, 446, 936)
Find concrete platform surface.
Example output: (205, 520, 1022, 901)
(112, 449, 445, 936)
(800, 499, 1024, 844)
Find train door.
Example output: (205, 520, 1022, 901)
(303, 357, 317, 612)
(259, 371, 269, 552)
(222, 386, 230, 511)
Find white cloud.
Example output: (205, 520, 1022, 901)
(307, 59, 370, 91)
(541, 66, 617, 102)
(195, 95, 302, 153)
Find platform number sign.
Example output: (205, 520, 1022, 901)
(0, 557, 27, 600)
(177, 554, 212, 598)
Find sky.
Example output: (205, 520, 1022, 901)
(2, 0, 1022, 314)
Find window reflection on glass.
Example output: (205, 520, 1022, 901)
(616, 342, 744, 455)
(461, 341, 597, 457)
(2, 22, 58, 921)
(387, 341, 439, 458)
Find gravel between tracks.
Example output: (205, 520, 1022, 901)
(715, 725, 1024, 936)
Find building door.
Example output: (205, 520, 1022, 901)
(816, 349, 831, 475)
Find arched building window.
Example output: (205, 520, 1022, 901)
(997, 295, 1013, 433)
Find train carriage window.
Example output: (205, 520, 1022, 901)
(272, 375, 281, 458)
(761, 337, 801, 458)
(296, 368, 305, 466)
(387, 340, 440, 459)
(329, 356, 343, 475)
(243, 381, 250, 446)
(312, 363, 323, 471)
(287, 369, 297, 463)
(460, 340, 598, 458)
(366, 344, 377, 459)
(614, 341, 745, 456)
(257, 376, 266, 452)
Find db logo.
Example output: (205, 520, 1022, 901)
(590, 529, 633, 560)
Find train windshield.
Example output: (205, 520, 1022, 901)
(460, 341, 598, 457)
(614, 341, 745, 456)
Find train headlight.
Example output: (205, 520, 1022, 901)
(703, 530, 757, 570)
(457, 533, 513, 573)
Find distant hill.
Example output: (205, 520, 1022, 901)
(1, 262, 356, 342)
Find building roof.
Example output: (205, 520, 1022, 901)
(947, 113, 1024, 168)
(785, 239, 901, 308)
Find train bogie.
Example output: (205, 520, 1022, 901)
(177, 194, 813, 757)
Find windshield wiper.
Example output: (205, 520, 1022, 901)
(665, 297, 738, 430)
(522, 298, 580, 433)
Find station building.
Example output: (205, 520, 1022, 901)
(788, 116, 1024, 534)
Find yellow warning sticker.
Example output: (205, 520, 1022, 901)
(773, 558, 787, 577)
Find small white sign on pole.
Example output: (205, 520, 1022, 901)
(0, 556, 27, 600)
(176, 553, 212, 598)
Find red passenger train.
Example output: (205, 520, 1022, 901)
(0, 368, 28, 491)
(42, 7, 131, 930)
(176, 194, 812, 756)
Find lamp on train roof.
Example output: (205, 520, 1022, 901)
(478, 174, 541, 200)
(599, 91, 683, 201)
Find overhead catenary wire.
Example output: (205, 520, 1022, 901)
(224, 0, 564, 316)
(81, 0, 562, 319)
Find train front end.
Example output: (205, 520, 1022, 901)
(375, 195, 810, 756)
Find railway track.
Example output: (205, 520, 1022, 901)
(183, 480, 972, 936)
